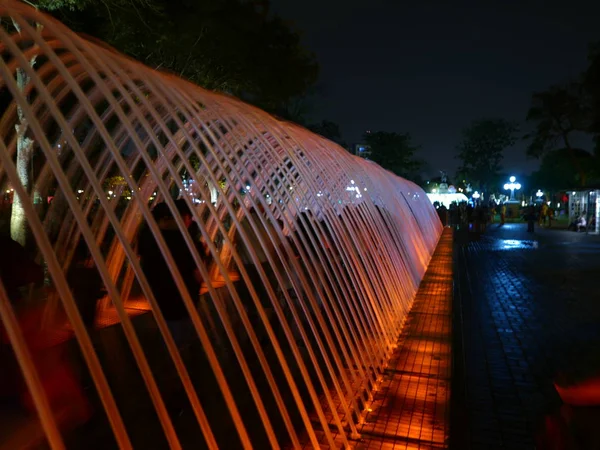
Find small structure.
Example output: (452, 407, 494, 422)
(426, 192, 469, 206)
(427, 173, 469, 206)
(568, 189, 600, 233)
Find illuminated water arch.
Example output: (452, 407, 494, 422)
(0, 2, 442, 448)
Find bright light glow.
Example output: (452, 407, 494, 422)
(431, 188, 437, 193)
(426, 192, 469, 205)
(521, 201, 526, 207)
(107, 190, 113, 195)
(557, 203, 560, 208)
(572, 191, 576, 195)
(547, 201, 551, 205)
(5, 189, 10, 193)
(77, 189, 84, 194)
(472, 191, 480, 199)
(536, 189, 543, 198)
(245, 185, 251, 190)
(509, 176, 516, 183)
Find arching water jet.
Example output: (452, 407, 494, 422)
(0, 2, 442, 448)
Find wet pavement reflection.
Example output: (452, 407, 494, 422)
(454, 223, 600, 449)
(494, 239, 539, 251)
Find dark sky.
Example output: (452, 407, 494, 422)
(270, 0, 600, 178)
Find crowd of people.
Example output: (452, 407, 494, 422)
(435, 200, 563, 233)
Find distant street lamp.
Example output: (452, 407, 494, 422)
(503, 176, 521, 201)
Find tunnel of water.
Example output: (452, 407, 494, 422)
(0, 2, 442, 448)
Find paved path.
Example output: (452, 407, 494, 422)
(358, 227, 453, 449)
(454, 223, 600, 449)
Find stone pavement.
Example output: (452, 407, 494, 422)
(453, 223, 600, 450)
(357, 227, 453, 449)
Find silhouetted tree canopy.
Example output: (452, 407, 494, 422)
(307, 120, 347, 149)
(524, 82, 591, 159)
(530, 148, 598, 189)
(524, 43, 600, 185)
(363, 131, 423, 181)
(456, 118, 518, 194)
(44, 0, 318, 112)
(29, 0, 158, 11)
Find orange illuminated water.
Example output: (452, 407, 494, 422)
(0, 2, 442, 448)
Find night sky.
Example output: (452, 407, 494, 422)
(271, 0, 600, 178)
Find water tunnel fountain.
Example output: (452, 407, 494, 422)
(0, 2, 442, 448)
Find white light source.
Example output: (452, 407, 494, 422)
(536, 189, 543, 198)
(504, 177, 521, 200)
(107, 190, 113, 195)
(472, 191, 480, 199)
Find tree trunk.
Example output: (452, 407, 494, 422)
(9, 19, 40, 246)
(10, 67, 35, 246)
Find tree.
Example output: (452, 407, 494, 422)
(530, 148, 597, 190)
(8, 0, 317, 244)
(363, 131, 423, 180)
(525, 43, 600, 185)
(524, 83, 589, 158)
(456, 119, 518, 194)
(524, 83, 592, 185)
(307, 120, 347, 149)
(584, 42, 600, 149)
(61, 0, 318, 112)
(6, 0, 159, 245)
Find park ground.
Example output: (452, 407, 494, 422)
(452, 222, 600, 449)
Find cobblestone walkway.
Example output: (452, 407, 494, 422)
(454, 223, 600, 449)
